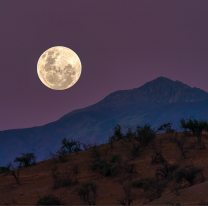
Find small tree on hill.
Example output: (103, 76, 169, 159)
(61, 138, 82, 153)
(108, 124, 124, 143)
(76, 180, 98, 205)
(14, 152, 36, 167)
(135, 124, 156, 147)
(5, 162, 21, 184)
(158, 122, 175, 133)
(180, 118, 208, 145)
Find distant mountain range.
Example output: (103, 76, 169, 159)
(1, 76, 208, 166)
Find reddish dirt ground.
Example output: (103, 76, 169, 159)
(1, 131, 208, 205)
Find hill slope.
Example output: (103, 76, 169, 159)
(1, 131, 208, 205)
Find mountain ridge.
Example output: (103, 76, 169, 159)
(1, 76, 208, 166)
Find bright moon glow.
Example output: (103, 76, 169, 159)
(37, 46, 82, 90)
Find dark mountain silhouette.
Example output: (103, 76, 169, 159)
(1, 76, 208, 166)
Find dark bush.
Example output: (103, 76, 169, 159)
(36, 194, 62, 205)
(120, 159, 138, 175)
(117, 181, 136, 205)
(5, 162, 21, 184)
(108, 124, 124, 143)
(14, 152, 36, 167)
(123, 127, 136, 142)
(55, 148, 68, 162)
(110, 154, 121, 164)
(51, 165, 78, 189)
(90, 157, 119, 177)
(134, 124, 156, 147)
(151, 152, 166, 164)
(131, 177, 157, 192)
(173, 164, 204, 186)
(180, 118, 208, 143)
(158, 122, 175, 133)
(131, 177, 167, 203)
(61, 137, 82, 153)
(90, 145, 101, 159)
(82, 142, 97, 150)
(51, 138, 82, 163)
(155, 162, 179, 181)
(76, 180, 98, 205)
(131, 142, 143, 159)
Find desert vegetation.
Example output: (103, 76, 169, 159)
(75, 180, 98, 205)
(49, 137, 82, 163)
(158, 122, 175, 133)
(14, 152, 36, 168)
(1, 117, 208, 205)
(51, 164, 79, 189)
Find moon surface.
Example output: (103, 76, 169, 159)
(37, 46, 82, 90)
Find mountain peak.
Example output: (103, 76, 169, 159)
(99, 76, 208, 107)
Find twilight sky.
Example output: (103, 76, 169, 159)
(0, 0, 208, 131)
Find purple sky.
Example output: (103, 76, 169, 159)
(0, 0, 208, 131)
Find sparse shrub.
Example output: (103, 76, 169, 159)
(158, 122, 175, 133)
(151, 152, 166, 165)
(132, 177, 167, 203)
(151, 139, 166, 164)
(131, 177, 156, 192)
(90, 157, 119, 177)
(110, 154, 121, 164)
(198, 199, 208, 205)
(76, 180, 98, 205)
(14, 152, 36, 167)
(155, 162, 179, 181)
(82, 142, 97, 150)
(117, 181, 136, 205)
(90, 145, 101, 159)
(108, 124, 124, 143)
(130, 142, 143, 159)
(134, 124, 156, 147)
(49, 151, 59, 163)
(90, 158, 101, 171)
(55, 147, 68, 162)
(123, 127, 136, 142)
(174, 131, 187, 159)
(51, 165, 60, 180)
(5, 162, 21, 184)
(168, 181, 181, 196)
(51, 165, 78, 189)
(100, 160, 119, 177)
(51, 138, 82, 163)
(61, 137, 82, 153)
(180, 118, 208, 144)
(172, 164, 204, 186)
(121, 159, 139, 175)
(36, 192, 63, 205)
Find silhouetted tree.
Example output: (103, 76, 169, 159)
(14, 152, 36, 167)
(108, 124, 124, 143)
(5, 162, 21, 184)
(135, 124, 156, 147)
(158, 122, 175, 133)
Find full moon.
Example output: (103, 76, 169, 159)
(37, 46, 82, 90)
